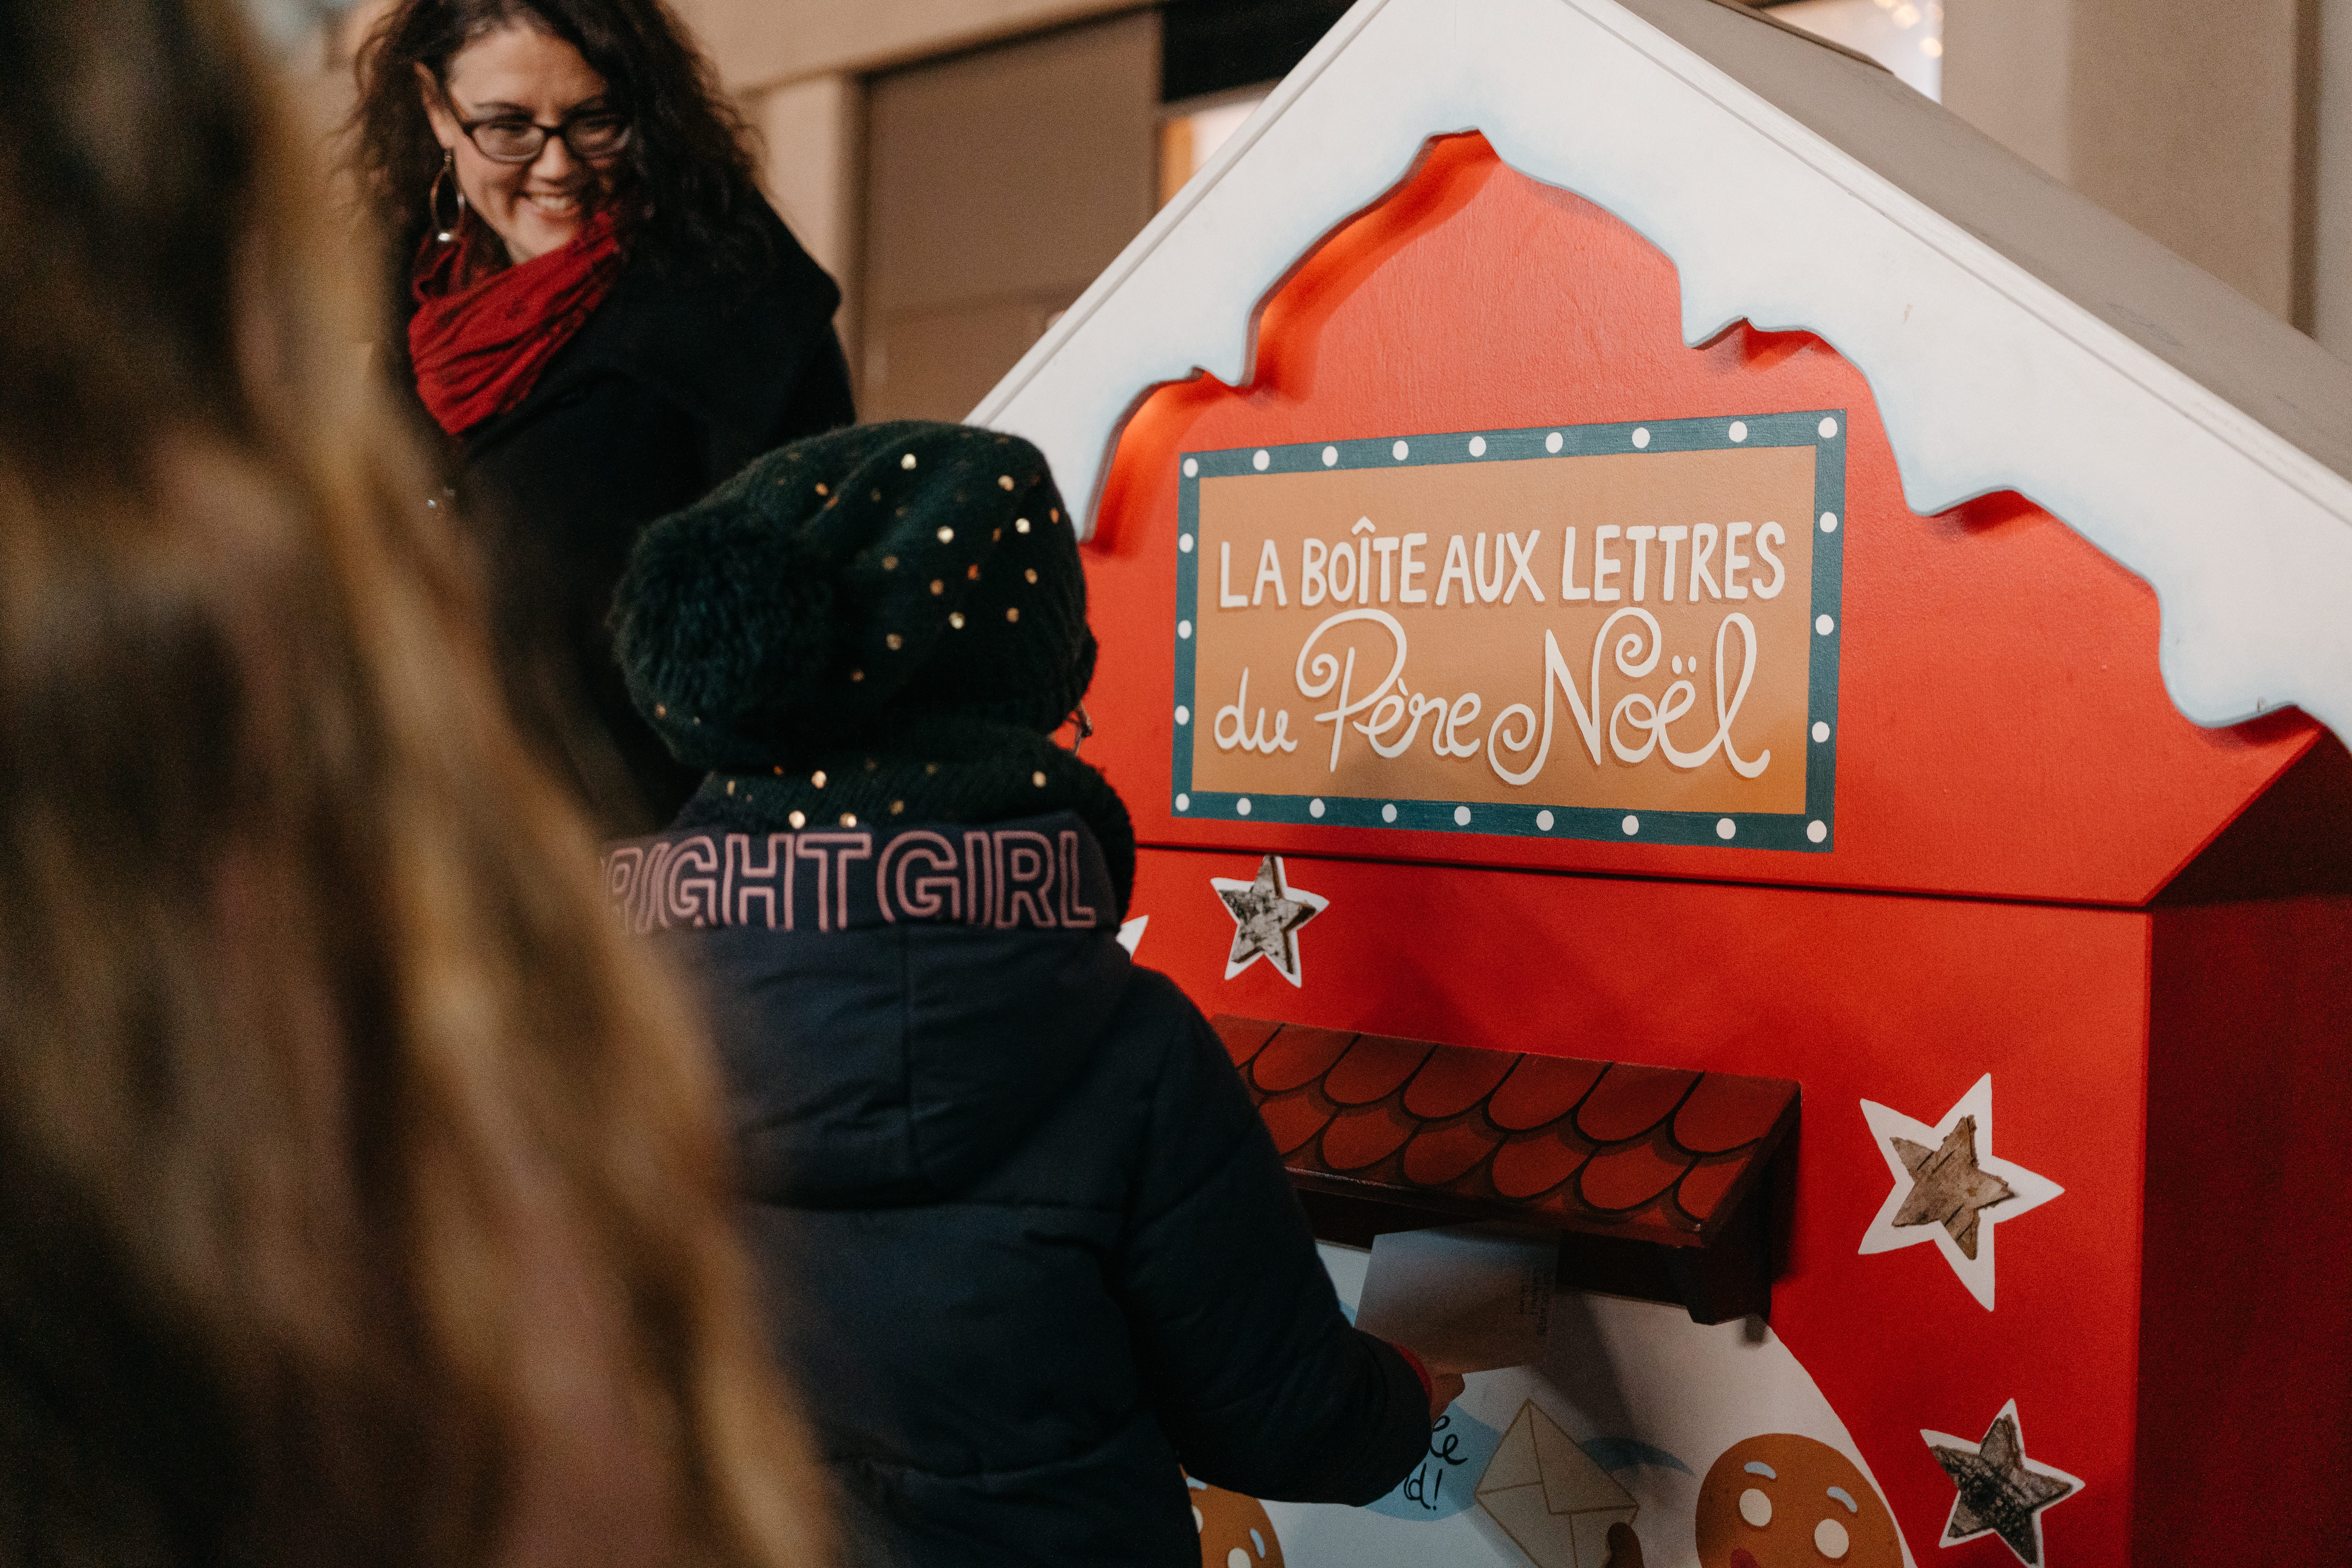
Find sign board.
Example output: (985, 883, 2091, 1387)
(1171, 412, 1846, 850)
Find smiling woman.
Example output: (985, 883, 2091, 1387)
(348, 0, 856, 836)
(420, 23, 629, 263)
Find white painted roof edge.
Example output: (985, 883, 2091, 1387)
(970, 0, 2352, 745)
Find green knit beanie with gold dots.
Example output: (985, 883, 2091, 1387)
(614, 420, 1096, 773)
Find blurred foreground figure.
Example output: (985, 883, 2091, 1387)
(0, 3, 830, 1565)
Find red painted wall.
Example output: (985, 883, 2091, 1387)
(1078, 129, 2352, 1566)
(1130, 845, 2147, 1566)
(2140, 893, 2352, 1562)
(1082, 134, 2311, 906)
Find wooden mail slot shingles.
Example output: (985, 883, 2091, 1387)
(1212, 1015, 1798, 1250)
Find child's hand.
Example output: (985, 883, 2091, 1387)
(1390, 1341, 1468, 1419)
(1603, 1521, 1647, 1568)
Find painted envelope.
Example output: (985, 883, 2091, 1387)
(1476, 1401, 1639, 1568)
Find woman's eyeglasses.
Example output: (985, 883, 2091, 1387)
(458, 110, 632, 165)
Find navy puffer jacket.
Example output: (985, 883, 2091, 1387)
(607, 810, 1429, 1564)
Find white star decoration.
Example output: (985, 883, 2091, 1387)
(1211, 855, 1328, 987)
(1857, 1075, 2061, 1311)
(1919, 1399, 2083, 1567)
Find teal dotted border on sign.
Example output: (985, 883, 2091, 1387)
(1168, 411, 1845, 852)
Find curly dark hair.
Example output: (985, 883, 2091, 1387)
(348, 0, 772, 292)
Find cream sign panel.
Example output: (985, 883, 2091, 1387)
(1170, 414, 1846, 850)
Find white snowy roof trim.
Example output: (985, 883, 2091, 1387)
(970, 0, 2352, 745)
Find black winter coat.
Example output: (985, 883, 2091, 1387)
(438, 208, 855, 835)
(605, 811, 1430, 1565)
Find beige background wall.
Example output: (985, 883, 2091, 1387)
(2067, 0, 2303, 322)
(680, 0, 2352, 368)
(695, 1, 1131, 361)
(673, 0, 1142, 90)
(859, 11, 1158, 419)
(752, 74, 864, 340)
(1939, 0, 2073, 179)
(1910, 0, 2349, 353)
(2317, 0, 2352, 349)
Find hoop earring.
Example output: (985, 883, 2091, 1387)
(428, 149, 465, 244)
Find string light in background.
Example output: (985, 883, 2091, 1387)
(1774, 0, 1944, 97)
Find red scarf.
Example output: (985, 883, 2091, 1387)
(409, 209, 625, 437)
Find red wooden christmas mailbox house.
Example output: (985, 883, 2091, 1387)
(975, 1, 2352, 1564)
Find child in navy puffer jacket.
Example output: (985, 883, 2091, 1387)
(605, 421, 1451, 1565)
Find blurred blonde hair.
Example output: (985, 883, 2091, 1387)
(0, 2, 828, 1564)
